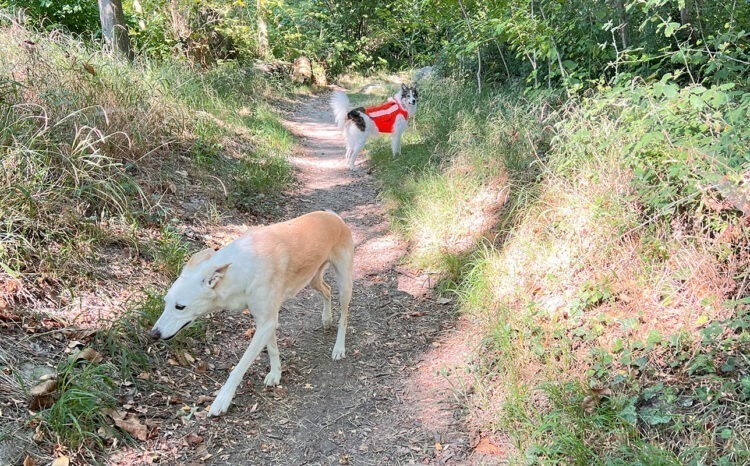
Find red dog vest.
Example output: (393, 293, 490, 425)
(365, 98, 409, 133)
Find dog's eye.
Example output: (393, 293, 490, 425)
(175, 304, 186, 310)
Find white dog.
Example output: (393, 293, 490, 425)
(149, 211, 354, 416)
(330, 83, 419, 170)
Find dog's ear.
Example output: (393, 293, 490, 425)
(187, 248, 215, 268)
(401, 83, 407, 92)
(206, 263, 231, 288)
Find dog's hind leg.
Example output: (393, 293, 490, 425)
(330, 246, 354, 360)
(209, 306, 279, 416)
(264, 332, 282, 386)
(311, 263, 333, 328)
(345, 126, 367, 170)
(349, 137, 366, 170)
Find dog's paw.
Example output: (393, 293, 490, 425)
(208, 387, 234, 416)
(331, 346, 346, 360)
(208, 398, 230, 417)
(263, 370, 281, 386)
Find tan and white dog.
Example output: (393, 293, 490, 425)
(149, 211, 354, 416)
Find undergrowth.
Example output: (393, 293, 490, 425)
(0, 17, 294, 290)
(371, 70, 750, 463)
(0, 16, 295, 461)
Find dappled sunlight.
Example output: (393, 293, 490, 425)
(407, 166, 510, 267)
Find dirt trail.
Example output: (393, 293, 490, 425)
(0, 91, 500, 466)
(191, 91, 477, 465)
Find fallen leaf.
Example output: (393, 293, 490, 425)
(136, 372, 151, 380)
(30, 380, 57, 396)
(582, 395, 597, 414)
(105, 408, 148, 441)
(74, 347, 103, 363)
(97, 426, 115, 440)
(436, 297, 452, 304)
(435, 442, 443, 451)
(196, 443, 211, 460)
(29, 380, 57, 410)
(474, 436, 502, 455)
(195, 361, 207, 374)
(244, 328, 255, 339)
(23, 454, 36, 466)
(583, 387, 613, 413)
(175, 351, 195, 366)
(67, 340, 83, 349)
(186, 432, 204, 445)
(82, 62, 96, 76)
(51, 456, 70, 466)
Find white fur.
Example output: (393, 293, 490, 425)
(150, 211, 354, 416)
(330, 84, 418, 170)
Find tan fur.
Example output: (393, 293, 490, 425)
(150, 211, 354, 416)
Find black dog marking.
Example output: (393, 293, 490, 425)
(347, 107, 367, 131)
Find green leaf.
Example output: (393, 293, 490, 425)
(664, 22, 682, 38)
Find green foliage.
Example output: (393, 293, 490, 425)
(2, 0, 100, 35)
(585, 302, 750, 464)
(553, 77, 750, 234)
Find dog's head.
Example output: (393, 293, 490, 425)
(150, 248, 231, 340)
(400, 83, 419, 107)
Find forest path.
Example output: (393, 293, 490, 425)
(97, 89, 494, 466)
(207, 90, 477, 465)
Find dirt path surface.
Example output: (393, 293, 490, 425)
(170, 91, 477, 465)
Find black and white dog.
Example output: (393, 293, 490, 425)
(330, 84, 419, 170)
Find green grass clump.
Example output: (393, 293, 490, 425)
(34, 357, 119, 451)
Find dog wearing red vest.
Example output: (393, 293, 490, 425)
(330, 84, 419, 170)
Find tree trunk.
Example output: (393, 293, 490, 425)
(615, 0, 628, 49)
(257, 0, 270, 59)
(457, 0, 482, 92)
(98, 0, 133, 60)
(679, 1, 697, 43)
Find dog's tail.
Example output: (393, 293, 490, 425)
(330, 91, 351, 129)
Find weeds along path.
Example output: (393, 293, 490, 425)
(194, 91, 477, 465)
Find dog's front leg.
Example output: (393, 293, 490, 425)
(209, 320, 277, 416)
(391, 117, 407, 156)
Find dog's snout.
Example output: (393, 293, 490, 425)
(149, 328, 161, 340)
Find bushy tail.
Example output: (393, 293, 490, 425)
(330, 91, 351, 129)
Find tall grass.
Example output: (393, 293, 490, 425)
(0, 17, 297, 459)
(373, 73, 750, 463)
(0, 18, 294, 287)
